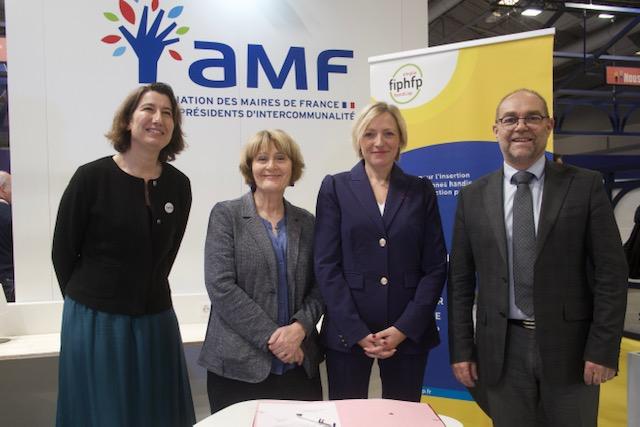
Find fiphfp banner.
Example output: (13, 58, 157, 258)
(369, 29, 555, 425)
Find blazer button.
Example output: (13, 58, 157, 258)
(156, 219, 161, 224)
(152, 180, 157, 187)
(380, 276, 388, 285)
(379, 238, 387, 247)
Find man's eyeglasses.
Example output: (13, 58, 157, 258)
(496, 114, 549, 128)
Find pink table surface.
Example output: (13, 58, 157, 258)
(335, 399, 445, 427)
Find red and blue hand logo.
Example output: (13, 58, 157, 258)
(101, 0, 189, 83)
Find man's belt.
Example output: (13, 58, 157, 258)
(508, 318, 536, 330)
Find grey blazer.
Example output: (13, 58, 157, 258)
(198, 192, 324, 383)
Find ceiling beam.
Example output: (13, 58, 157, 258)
(593, 15, 640, 58)
(554, 16, 640, 67)
(428, 0, 465, 23)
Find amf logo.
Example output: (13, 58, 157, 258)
(101, 0, 353, 91)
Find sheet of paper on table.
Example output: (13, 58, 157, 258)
(254, 401, 341, 427)
(253, 399, 445, 427)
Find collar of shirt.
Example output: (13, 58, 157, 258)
(503, 154, 546, 184)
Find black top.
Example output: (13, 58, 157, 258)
(52, 156, 192, 315)
(0, 201, 13, 281)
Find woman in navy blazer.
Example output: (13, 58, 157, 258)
(314, 102, 447, 401)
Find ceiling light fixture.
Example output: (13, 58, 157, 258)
(564, 2, 640, 15)
(598, 13, 614, 19)
(498, 0, 519, 5)
(522, 8, 542, 17)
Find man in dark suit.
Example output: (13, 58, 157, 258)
(448, 88, 628, 427)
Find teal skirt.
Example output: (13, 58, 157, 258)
(56, 297, 195, 427)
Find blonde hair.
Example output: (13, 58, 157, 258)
(351, 102, 408, 160)
(239, 129, 305, 187)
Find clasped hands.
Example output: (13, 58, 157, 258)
(358, 326, 407, 359)
(268, 321, 306, 365)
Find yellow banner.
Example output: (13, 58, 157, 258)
(370, 30, 555, 152)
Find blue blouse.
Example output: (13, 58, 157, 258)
(259, 216, 295, 375)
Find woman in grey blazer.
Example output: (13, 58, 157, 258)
(199, 129, 324, 413)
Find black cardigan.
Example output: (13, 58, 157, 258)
(52, 156, 191, 315)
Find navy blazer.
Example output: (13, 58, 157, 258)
(314, 161, 447, 354)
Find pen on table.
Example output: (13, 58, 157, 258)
(296, 413, 336, 427)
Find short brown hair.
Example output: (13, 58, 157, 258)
(105, 82, 185, 162)
(352, 102, 408, 160)
(495, 88, 550, 120)
(239, 129, 305, 188)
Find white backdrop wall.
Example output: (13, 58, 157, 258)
(5, 0, 428, 303)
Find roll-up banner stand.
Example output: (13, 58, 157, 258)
(370, 29, 555, 426)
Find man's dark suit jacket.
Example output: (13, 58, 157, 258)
(448, 160, 628, 386)
(314, 161, 447, 355)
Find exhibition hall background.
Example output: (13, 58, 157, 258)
(1, 0, 638, 426)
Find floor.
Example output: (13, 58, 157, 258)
(625, 287, 640, 339)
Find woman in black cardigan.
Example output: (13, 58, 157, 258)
(52, 82, 195, 427)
